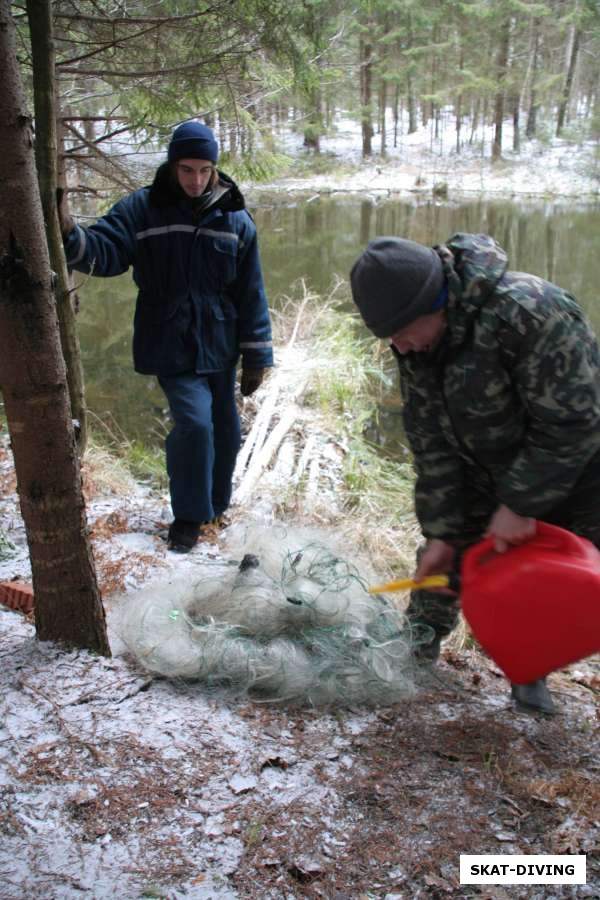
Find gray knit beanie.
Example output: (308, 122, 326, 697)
(350, 237, 444, 338)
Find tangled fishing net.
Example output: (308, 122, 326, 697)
(116, 526, 429, 705)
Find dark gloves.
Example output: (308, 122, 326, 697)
(240, 367, 266, 397)
(56, 187, 74, 237)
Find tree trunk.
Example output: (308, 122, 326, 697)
(591, 75, 600, 141)
(0, 0, 110, 656)
(229, 125, 237, 156)
(246, 102, 256, 155)
(512, 94, 520, 153)
(469, 98, 480, 145)
(407, 69, 418, 134)
(431, 25, 439, 139)
(482, 96, 489, 156)
(218, 116, 227, 151)
(404, 20, 418, 135)
(526, 26, 541, 138)
(302, 78, 322, 153)
(379, 78, 387, 156)
(302, 132, 320, 152)
(359, 36, 373, 157)
(26, 0, 88, 455)
(556, 26, 581, 137)
(492, 18, 511, 162)
(455, 45, 464, 154)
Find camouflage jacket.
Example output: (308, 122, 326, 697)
(396, 232, 600, 541)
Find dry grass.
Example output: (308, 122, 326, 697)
(245, 280, 422, 583)
(82, 436, 139, 501)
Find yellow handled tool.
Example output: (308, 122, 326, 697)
(368, 573, 456, 594)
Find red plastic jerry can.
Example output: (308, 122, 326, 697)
(460, 521, 600, 684)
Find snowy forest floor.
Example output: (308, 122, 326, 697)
(1, 315, 599, 899)
(250, 124, 600, 203)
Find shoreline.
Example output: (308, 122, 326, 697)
(248, 181, 600, 208)
(241, 135, 600, 205)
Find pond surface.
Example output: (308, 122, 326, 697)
(76, 193, 600, 447)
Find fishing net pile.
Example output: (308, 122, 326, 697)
(116, 526, 427, 705)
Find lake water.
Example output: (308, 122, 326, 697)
(76, 193, 600, 447)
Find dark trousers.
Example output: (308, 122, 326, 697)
(158, 369, 241, 523)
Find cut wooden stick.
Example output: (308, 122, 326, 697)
(234, 376, 281, 478)
(234, 405, 300, 503)
(293, 433, 317, 485)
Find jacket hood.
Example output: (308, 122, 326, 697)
(148, 162, 246, 213)
(441, 233, 508, 306)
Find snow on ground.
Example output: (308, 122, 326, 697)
(103, 108, 600, 202)
(253, 111, 600, 201)
(1, 592, 599, 899)
(1, 348, 599, 897)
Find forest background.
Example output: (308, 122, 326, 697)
(14, 0, 600, 188)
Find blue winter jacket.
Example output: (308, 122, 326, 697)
(63, 163, 274, 376)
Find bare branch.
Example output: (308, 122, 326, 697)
(53, 9, 218, 26)
(59, 43, 257, 78)
(72, 155, 137, 193)
(61, 116, 128, 122)
(64, 122, 137, 191)
(57, 20, 166, 66)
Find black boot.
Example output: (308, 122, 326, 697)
(167, 518, 201, 553)
(511, 678, 556, 715)
(413, 634, 441, 664)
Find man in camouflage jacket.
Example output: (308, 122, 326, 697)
(350, 232, 600, 714)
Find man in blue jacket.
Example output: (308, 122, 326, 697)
(60, 121, 274, 552)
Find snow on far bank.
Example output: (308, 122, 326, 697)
(253, 112, 600, 201)
(84, 108, 600, 204)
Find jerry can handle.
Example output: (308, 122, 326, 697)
(462, 520, 587, 582)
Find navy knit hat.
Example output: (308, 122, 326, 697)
(350, 237, 444, 338)
(168, 121, 219, 164)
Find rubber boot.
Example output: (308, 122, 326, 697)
(511, 678, 556, 715)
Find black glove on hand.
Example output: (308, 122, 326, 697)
(240, 367, 266, 397)
(56, 187, 74, 237)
